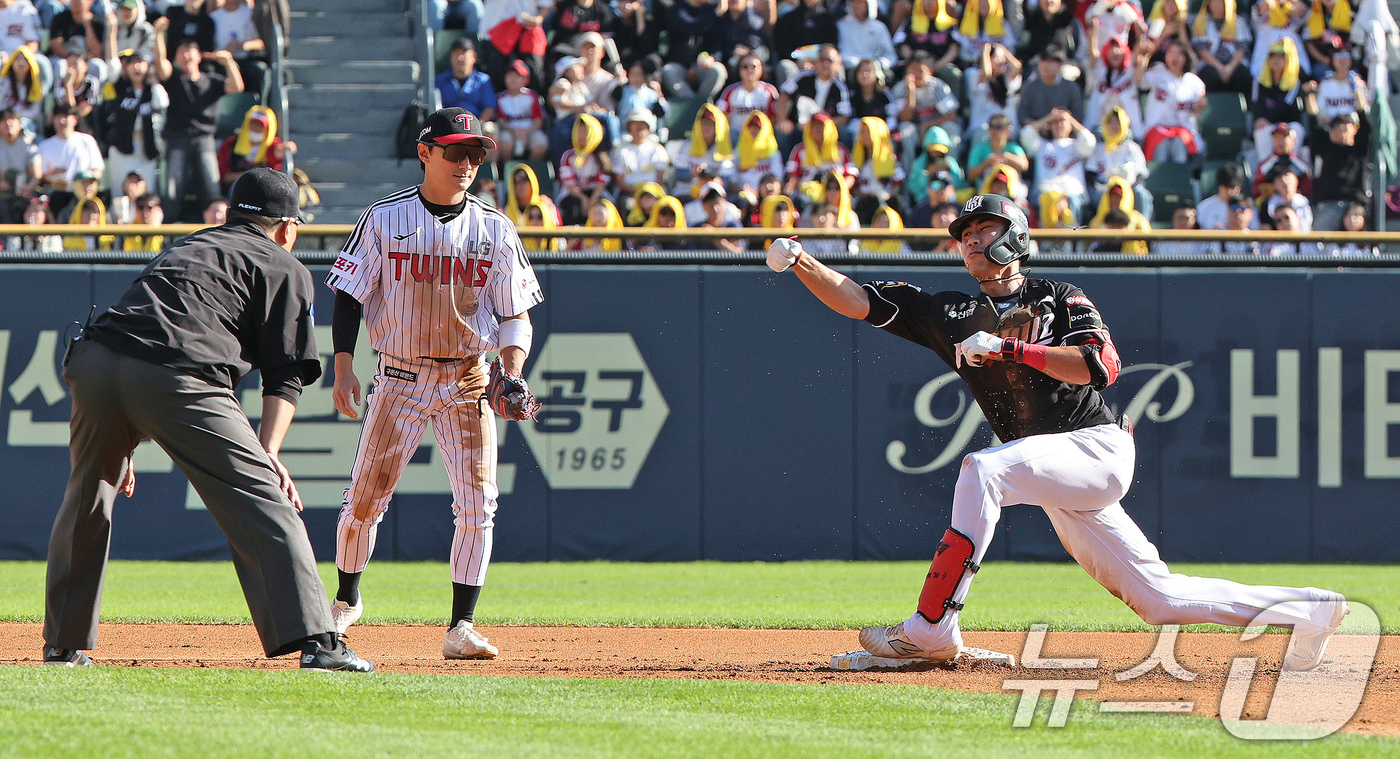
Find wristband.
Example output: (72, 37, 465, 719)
(497, 318, 533, 356)
(1000, 338, 1049, 371)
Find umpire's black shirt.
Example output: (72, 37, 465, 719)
(87, 219, 322, 399)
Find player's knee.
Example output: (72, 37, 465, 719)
(340, 496, 389, 525)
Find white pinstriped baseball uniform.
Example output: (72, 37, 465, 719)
(326, 188, 543, 586)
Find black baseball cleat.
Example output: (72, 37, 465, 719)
(299, 635, 374, 673)
(43, 646, 93, 667)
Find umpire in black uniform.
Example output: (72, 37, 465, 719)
(43, 167, 371, 672)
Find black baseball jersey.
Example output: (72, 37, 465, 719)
(862, 278, 1117, 442)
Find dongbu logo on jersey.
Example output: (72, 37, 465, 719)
(519, 333, 669, 489)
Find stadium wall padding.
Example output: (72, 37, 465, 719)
(1, 264, 1397, 564)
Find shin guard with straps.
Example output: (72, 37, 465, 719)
(916, 528, 979, 623)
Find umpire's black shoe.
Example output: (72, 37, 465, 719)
(300, 635, 374, 673)
(43, 646, 93, 667)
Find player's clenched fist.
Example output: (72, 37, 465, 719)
(767, 237, 802, 272)
(956, 331, 1005, 367)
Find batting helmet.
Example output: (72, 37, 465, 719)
(947, 194, 1031, 265)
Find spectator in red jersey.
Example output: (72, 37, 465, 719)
(495, 60, 549, 161)
(716, 54, 780, 143)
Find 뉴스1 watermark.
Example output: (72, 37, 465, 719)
(1003, 601, 1379, 739)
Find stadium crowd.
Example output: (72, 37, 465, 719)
(0, 0, 288, 252)
(440, 0, 1399, 254)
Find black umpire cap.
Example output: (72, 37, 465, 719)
(229, 167, 303, 221)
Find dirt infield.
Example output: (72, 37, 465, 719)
(4, 623, 1397, 736)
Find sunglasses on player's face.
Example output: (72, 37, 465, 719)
(429, 142, 487, 165)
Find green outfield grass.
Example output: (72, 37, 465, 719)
(0, 560, 1396, 633)
(0, 667, 1391, 759)
(4, 560, 1395, 757)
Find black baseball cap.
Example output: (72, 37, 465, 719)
(417, 107, 497, 149)
(228, 167, 303, 221)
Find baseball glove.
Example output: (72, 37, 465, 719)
(486, 357, 541, 421)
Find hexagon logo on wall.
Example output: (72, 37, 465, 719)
(520, 333, 669, 489)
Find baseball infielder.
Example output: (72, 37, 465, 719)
(325, 107, 543, 659)
(767, 194, 1349, 671)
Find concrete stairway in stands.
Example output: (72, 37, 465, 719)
(285, 0, 426, 224)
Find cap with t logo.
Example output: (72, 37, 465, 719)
(417, 107, 497, 148)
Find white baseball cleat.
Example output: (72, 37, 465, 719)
(858, 623, 962, 662)
(443, 620, 499, 660)
(330, 598, 363, 635)
(1282, 592, 1349, 671)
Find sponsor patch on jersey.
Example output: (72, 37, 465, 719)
(945, 301, 977, 319)
(331, 256, 359, 276)
(871, 280, 916, 290)
(383, 365, 419, 382)
(1066, 295, 1095, 308)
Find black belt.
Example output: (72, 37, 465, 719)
(420, 357, 468, 363)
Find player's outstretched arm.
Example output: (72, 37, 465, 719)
(767, 238, 871, 320)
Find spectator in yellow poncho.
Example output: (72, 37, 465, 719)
(642, 195, 689, 251)
(677, 104, 734, 194)
(1089, 176, 1150, 253)
(581, 197, 625, 252)
(521, 197, 561, 252)
(62, 194, 116, 251)
(851, 116, 903, 212)
(758, 194, 796, 249)
(626, 181, 665, 226)
(505, 164, 560, 226)
(790, 112, 849, 195)
(863, 206, 909, 254)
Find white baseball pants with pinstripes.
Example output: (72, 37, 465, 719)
(336, 354, 498, 587)
(901, 423, 1340, 652)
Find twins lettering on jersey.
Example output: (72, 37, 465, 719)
(386, 251, 492, 286)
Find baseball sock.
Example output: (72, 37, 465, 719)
(298, 633, 336, 652)
(450, 583, 482, 628)
(336, 570, 362, 606)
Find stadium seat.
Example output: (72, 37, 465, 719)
(1144, 161, 1196, 224)
(1199, 92, 1248, 161)
(216, 92, 259, 140)
(433, 30, 458, 76)
(665, 95, 707, 142)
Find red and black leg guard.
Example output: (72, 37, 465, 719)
(916, 528, 979, 623)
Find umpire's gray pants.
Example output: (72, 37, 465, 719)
(44, 340, 333, 657)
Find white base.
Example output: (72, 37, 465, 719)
(830, 647, 1017, 671)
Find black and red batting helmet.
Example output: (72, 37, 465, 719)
(947, 194, 1031, 265)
